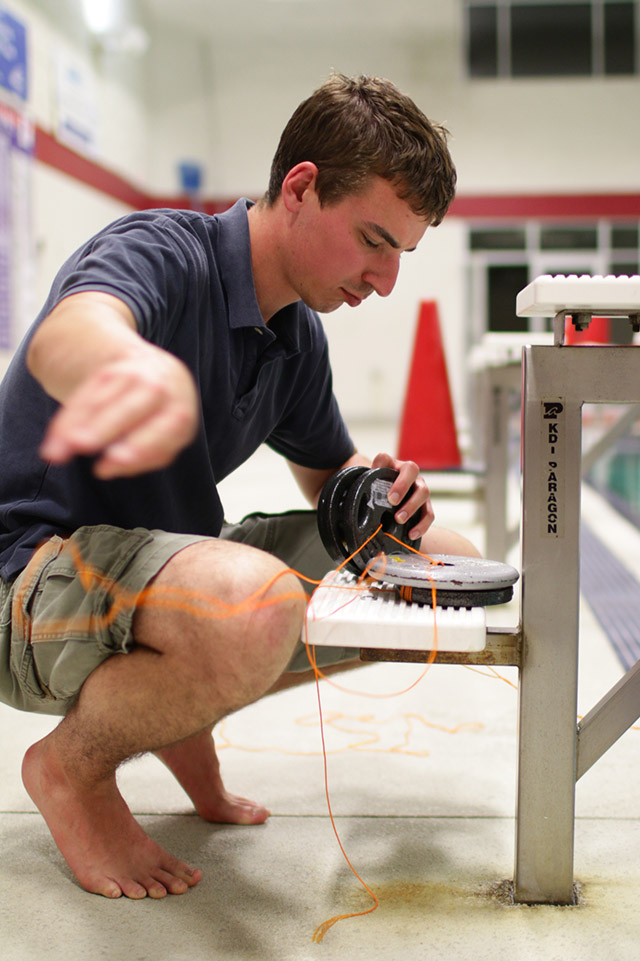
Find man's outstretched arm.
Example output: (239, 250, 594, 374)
(27, 291, 199, 479)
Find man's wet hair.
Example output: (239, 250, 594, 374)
(265, 73, 456, 226)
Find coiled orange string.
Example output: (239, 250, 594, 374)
(302, 530, 441, 941)
(16, 526, 445, 942)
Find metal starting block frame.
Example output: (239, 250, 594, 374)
(312, 275, 640, 906)
(512, 275, 640, 903)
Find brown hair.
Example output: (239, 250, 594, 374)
(265, 73, 456, 226)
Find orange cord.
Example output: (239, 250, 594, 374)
(18, 527, 448, 942)
(305, 635, 381, 942)
(302, 533, 441, 940)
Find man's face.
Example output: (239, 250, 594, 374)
(285, 176, 429, 314)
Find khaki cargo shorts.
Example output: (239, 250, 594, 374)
(0, 512, 348, 716)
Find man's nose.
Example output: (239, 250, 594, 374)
(363, 254, 401, 298)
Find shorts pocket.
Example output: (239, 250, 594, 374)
(8, 527, 155, 709)
(9, 536, 67, 708)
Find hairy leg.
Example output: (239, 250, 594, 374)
(154, 655, 365, 822)
(22, 539, 306, 899)
(156, 728, 270, 825)
(22, 735, 200, 899)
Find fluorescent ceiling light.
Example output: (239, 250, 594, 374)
(80, 0, 149, 54)
(81, 0, 122, 36)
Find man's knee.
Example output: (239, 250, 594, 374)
(135, 539, 307, 698)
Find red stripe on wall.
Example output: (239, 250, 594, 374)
(35, 127, 149, 209)
(35, 126, 237, 214)
(34, 124, 640, 220)
(450, 193, 640, 219)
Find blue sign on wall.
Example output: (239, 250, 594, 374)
(0, 7, 27, 101)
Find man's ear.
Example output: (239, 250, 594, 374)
(281, 162, 319, 212)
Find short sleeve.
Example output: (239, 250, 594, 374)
(51, 213, 209, 347)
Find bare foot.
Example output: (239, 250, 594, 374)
(22, 737, 202, 899)
(156, 729, 270, 825)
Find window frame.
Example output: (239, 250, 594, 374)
(464, 0, 640, 78)
(468, 218, 640, 338)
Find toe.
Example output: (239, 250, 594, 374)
(232, 798, 270, 824)
(200, 792, 270, 825)
(96, 879, 123, 899)
(154, 870, 189, 895)
(169, 856, 200, 883)
(143, 877, 168, 899)
(119, 877, 151, 899)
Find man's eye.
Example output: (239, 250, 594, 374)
(362, 234, 379, 249)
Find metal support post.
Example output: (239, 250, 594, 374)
(514, 344, 640, 903)
(576, 658, 640, 779)
(485, 365, 520, 562)
(514, 346, 582, 903)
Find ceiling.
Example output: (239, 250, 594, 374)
(139, 0, 455, 41)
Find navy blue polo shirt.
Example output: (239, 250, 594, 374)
(0, 199, 354, 578)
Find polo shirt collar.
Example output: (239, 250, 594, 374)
(216, 198, 312, 353)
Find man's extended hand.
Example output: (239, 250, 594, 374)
(27, 291, 199, 480)
(39, 349, 199, 479)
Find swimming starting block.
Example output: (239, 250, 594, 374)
(516, 273, 640, 344)
(305, 553, 519, 653)
(311, 465, 519, 653)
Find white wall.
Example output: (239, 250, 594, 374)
(450, 78, 640, 193)
(145, 2, 640, 196)
(17, 0, 149, 180)
(3, 0, 149, 307)
(4, 0, 640, 434)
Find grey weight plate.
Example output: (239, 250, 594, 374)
(368, 552, 519, 591)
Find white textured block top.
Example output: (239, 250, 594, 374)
(516, 274, 640, 316)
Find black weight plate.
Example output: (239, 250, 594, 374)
(317, 465, 368, 564)
(396, 585, 514, 609)
(342, 467, 422, 574)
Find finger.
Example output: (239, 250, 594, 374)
(371, 451, 392, 471)
(41, 358, 197, 476)
(369, 453, 433, 536)
(41, 375, 162, 462)
(386, 459, 420, 506)
(369, 452, 418, 501)
(92, 403, 198, 478)
(392, 477, 427, 512)
(392, 475, 435, 538)
(406, 498, 435, 540)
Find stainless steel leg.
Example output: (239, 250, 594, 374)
(514, 344, 640, 902)
(514, 347, 582, 903)
(484, 363, 522, 562)
(485, 372, 511, 562)
(577, 658, 640, 779)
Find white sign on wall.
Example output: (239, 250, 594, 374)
(53, 46, 100, 158)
